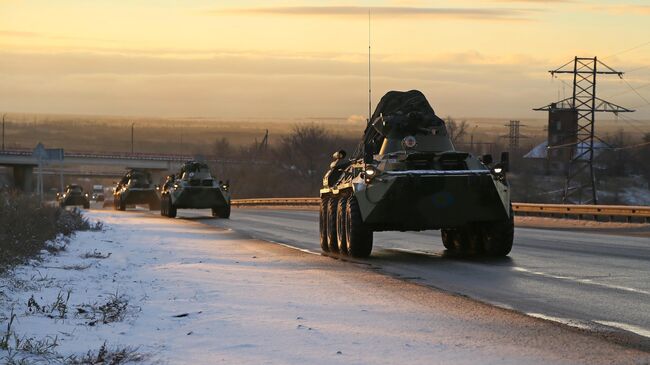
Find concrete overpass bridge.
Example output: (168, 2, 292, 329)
(0, 147, 252, 192)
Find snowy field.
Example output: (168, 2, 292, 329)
(1, 210, 648, 364)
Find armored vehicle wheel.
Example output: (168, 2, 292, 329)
(166, 196, 177, 218)
(345, 196, 373, 258)
(160, 196, 168, 216)
(440, 229, 455, 250)
(327, 198, 339, 252)
(212, 204, 231, 219)
(118, 197, 126, 211)
(222, 205, 231, 219)
(440, 228, 471, 255)
(483, 207, 514, 257)
(336, 197, 348, 255)
(319, 198, 330, 252)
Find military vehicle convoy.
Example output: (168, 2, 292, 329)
(113, 169, 160, 211)
(160, 161, 231, 218)
(58, 184, 90, 209)
(319, 90, 513, 258)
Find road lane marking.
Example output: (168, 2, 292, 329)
(512, 267, 650, 296)
(273, 241, 320, 256)
(525, 313, 592, 330)
(594, 320, 650, 339)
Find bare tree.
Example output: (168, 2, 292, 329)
(213, 137, 232, 159)
(445, 116, 469, 144)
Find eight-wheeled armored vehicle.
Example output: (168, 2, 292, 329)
(113, 169, 160, 211)
(91, 184, 105, 202)
(57, 184, 90, 209)
(319, 90, 513, 258)
(160, 161, 231, 218)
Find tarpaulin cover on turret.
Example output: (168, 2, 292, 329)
(353, 90, 446, 159)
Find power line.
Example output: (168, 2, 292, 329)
(616, 114, 649, 134)
(609, 140, 650, 151)
(606, 81, 650, 99)
(603, 40, 650, 60)
(621, 77, 650, 106)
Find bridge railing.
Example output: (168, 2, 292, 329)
(231, 198, 650, 222)
(0, 148, 257, 164)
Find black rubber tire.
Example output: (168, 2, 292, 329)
(327, 198, 339, 253)
(168, 197, 177, 218)
(441, 228, 471, 255)
(319, 197, 329, 252)
(336, 197, 348, 255)
(440, 229, 455, 250)
(345, 196, 373, 258)
(83, 202, 90, 209)
(118, 197, 126, 211)
(483, 206, 514, 257)
(213, 204, 231, 219)
(160, 196, 168, 216)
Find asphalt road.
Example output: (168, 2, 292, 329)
(174, 207, 650, 345)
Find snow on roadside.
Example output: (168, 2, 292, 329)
(1, 210, 648, 364)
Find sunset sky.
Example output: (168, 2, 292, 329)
(1, 0, 649, 122)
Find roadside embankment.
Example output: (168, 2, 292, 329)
(1, 209, 649, 364)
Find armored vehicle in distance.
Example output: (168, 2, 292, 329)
(160, 161, 231, 218)
(113, 169, 160, 211)
(91, 184, 105, 202)
(58, 184, 90, 209)
(319, 90, 513, 258)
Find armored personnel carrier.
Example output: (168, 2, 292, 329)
(113, 169, 160, 211)
(160, 161, 231, 218)
(58, 184, 90, 209)
(319, 90, 513, 258)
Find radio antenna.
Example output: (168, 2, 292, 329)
(368, 8, 372, 123)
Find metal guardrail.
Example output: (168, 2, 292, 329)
(512, 203, 650, 222)
(231, 198, 320, 207)
(231, 198, 650, 222)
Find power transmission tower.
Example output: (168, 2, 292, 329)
(534, 57, 634, 204)
(503, 120, 526, 149)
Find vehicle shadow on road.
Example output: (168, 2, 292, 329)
(374, 248, 515, 267)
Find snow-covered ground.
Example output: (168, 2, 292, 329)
(1, 210, 648, 364)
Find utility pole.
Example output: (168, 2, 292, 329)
(470, 125, 478, 151)
(535, 57, 634, 204)
(2, 114, 5, 151)
(368, 8, 372, 122)
(179, 124, 183, 153)
(131, 122, 135, 154)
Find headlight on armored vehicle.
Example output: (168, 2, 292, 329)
(490, 163, 506, 180)
(364, 165, 379, 183)
(402, 135, 417, 149)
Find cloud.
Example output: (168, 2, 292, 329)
(211, 6, 539, 21)
(591, 4, 650, 15)
(492, 0, 572, 3)
(0, 30, 40, 37)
